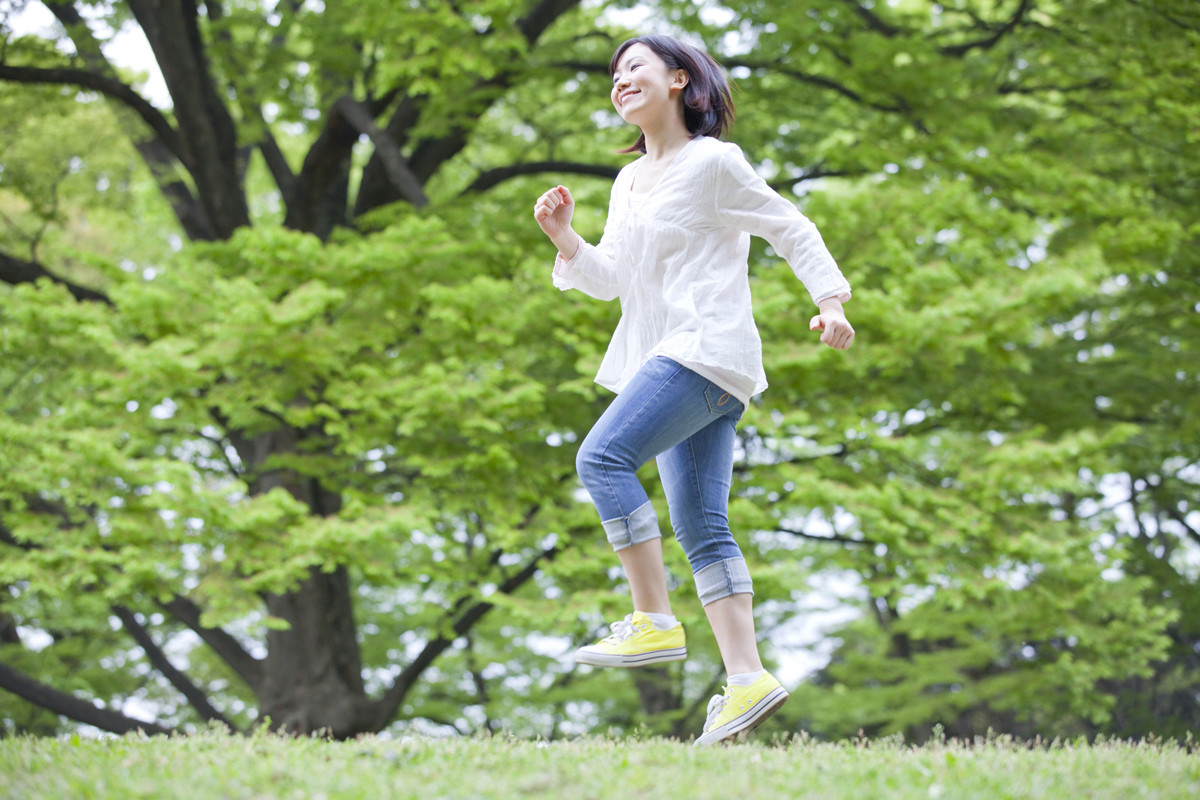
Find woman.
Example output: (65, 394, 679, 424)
(533, 34, 854, 745)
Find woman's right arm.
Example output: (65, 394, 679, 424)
(534, 185, 581, 259)
(534, 184, 627, 301)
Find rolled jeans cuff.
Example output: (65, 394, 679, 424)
(694, 557, 754, 606)
(602, 500, 661, 551)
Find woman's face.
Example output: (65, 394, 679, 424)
(610, 43, 687, 124)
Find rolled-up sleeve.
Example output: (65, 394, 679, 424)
(712, 147, 851, 305)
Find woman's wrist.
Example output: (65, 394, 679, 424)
(554, 231, 581, 261)
(817, 295, 847, 316)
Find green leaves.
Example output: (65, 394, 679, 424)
(2, 0, 1196, 741)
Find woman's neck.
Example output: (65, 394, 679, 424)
(640, 114, 693, 162)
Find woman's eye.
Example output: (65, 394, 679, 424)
(612, 63, 642, 84)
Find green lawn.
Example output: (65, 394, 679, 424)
(2, 729, 1197, 799)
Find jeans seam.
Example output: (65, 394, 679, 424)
(696, 557, 753, 605)
(683, 434, 719, 555)
(602, 500, 656, 549)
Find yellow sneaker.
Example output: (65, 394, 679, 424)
(574, 611, 687, 668)
(694, 672, 788, 745)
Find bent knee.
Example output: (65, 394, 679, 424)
(575, 440, 632, 486)
(575, 443, 601, 484)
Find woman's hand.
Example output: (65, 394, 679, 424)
(533, 185, 579, 259)
(809, 298, 855, 350)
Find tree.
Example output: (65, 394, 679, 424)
(0, 0, 640, 738)
(1, 0, 1194, 742)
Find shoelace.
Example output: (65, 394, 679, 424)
(703, 686, 732, 730)
(601, 614, 637, 644)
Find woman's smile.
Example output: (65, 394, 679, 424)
(617, 88, 641, 106)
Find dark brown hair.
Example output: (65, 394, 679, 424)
(609, 35, 735, 154)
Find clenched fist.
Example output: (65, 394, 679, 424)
(809, 305, 855, 350)
(533, 185, 579, 259)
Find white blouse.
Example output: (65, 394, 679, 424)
(552, 135, 851, 405)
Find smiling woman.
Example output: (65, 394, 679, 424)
(532, 33, 856, 747)
(608, 35, 734, 155)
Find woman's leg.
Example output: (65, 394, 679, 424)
(656, 399, 764, 675)
(703, 593, 764, 675)
(575, 358, 726, 613)
(658, 412, 790, 744)
(616, 538, 672, 614)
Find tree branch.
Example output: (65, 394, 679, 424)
(0, 248, 111, 305)
(373, 544, 559, 729)
(355, 0, 583, 218)
(333, 95, 429, 208)
(548, 60, 607, 74)
(729, 59, 905, 113)
(111, 604, 237, 728)
(158, 595, 265, 694)
(462, 161, 620, 194)
(940, 0, 1034, 57)
(2, 513, 262, 710)
(42, 1, 211, 240)
(1126, 0, 1200, 33)
(998, 78, 1113, 96)
(0, 660, 173, 736)
(0, 63, 185, 165)
(767, 166, 871, 193)
(840, 0, 903, 38)
(775, 525, 878, 548)
(0, 56, 209, 239)
(516, 0, 582, 45)
(1158, 502, 1200, 550)
(126, 0, 250, 239)
(353, 93, 423, 217)
(199, 0, 298, 210)
(0, 523, 166, 733)
(258, 133, 299, 212)
(286, 102, 358, 236)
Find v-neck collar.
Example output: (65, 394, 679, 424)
(628, 136, 700, 198)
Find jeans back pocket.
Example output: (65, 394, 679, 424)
(705, 384, 744, 418)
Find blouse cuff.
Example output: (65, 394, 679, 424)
(551, 235, 584, 291)
(814, 288, 852, 305)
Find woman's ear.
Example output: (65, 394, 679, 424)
(671, 69, 689, 91)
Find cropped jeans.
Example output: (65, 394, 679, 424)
(575, 356, 753, 606)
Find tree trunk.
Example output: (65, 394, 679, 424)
(633, 666, 684, 737)
(284, 110, 357, 239)
(234, 419, 375, 735)
(258, 565, 376, 737)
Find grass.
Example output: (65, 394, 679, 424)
(2, 728, 1198, 800)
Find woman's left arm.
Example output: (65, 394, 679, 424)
(712, 146, 852, 315)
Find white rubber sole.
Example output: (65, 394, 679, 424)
(694, 687, 789, 746)
(574, 646, 688, 668)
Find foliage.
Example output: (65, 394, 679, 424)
(1, 0, 1197, 742)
